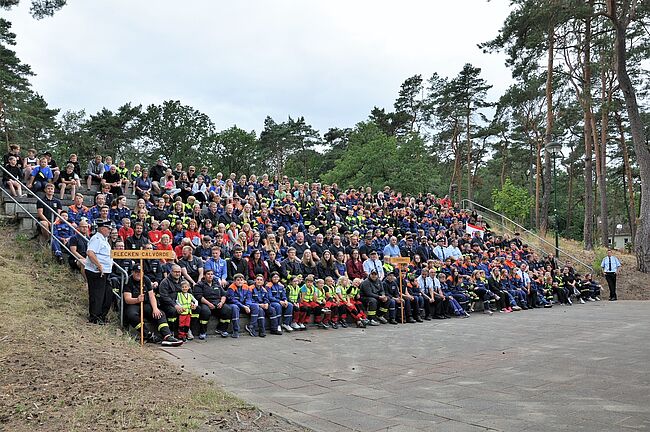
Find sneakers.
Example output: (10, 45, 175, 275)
(368, 319, 380, 326)
(145, 332, 162, 344)
(579, 298, 586, 304)
(484, 309, 493, 315)
(587, 297, 595, 302)
(161, 335, 183, 347)
(231, 331, 239, 338)
(544, 304, 553, 308)
(321, 307, 331, 313)
(340, 321, 348, 328)
(270, 329, 282, 335)
(282, 323, 294, 332)
(378, 317, 388, 324)
(299, 323, 306, 330)
(388, 319, 398, 325)
(594, 296, 601, 301)
(290, 322, 300, 330)
(331, 322, 339, 329)
(407, 317, 417, 323)
(259, 330, 266, 337)
(416, 316, 424, 323)
(245, 324, 257, 337)
(219, 330, 229, 338)
(511, 305, 522, 311)
(318, 322, 329, 329)
(356, 320, 365, 328)
(186, 330, 194, 341)
(198, 333, 207, 340)
(567, 299, 573, 305)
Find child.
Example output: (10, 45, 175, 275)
(299, 275, 321, 329)
(323, 276, 342, 328)
(313, 278, 332, 329)
(266, 272, 294, 333)
(176, 280, 198, 341)
(286, 275, 306, 330)
(118, 218, 134, 242)
(148, 219, 163, 245)
(336, 276, 368, 328)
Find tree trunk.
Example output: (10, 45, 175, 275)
(582, 13, 595, 251)
(595, 64, 611, 247)
(0, 99, 9, 150)
(540, 29, 554, 236)
(608, 0, 650, 272)
(615, 112, 637, 240)
(566, 162, 574, 232)
(466, 104, 472, 201)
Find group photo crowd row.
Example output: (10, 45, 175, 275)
(1, 146, 608, 347)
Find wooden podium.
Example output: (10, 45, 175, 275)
(111, 249, 176, 346)
(386, 257, 411, 323)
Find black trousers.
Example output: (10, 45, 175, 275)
(86, 270, 112, 323)
(124, 303, 172, 337)
(605, 272, 617, 299)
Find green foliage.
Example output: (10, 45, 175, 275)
(322, 122, 397, 190)
(258, 116, 320, 176)
(86, 103, 143, 162)
(0, 0, 67, 19)
(593, 247, 607, 276)
(492, 178, 534, 222)
(139, 100, 215, 168)
(208, 126, 258, 176)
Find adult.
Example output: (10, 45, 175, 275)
(102, 164, 123, 196)
(123, 265, 182, 346)
(362, 250, 385, 280)
(68, 219, 90, 277)
(195, 269, 239, 339)
(84, 220, 114, 324)
(360, 269, 393, 325)
(158, 264, 184, 334)
(86, 155, 105, 190)
(36, 183, 63, 241)
(601, 249, 622, 301)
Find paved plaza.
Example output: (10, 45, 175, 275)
(159, 301, 650, 431)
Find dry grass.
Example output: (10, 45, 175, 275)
(0, 227, 307, 431)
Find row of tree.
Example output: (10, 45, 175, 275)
(0, 1, 649, 272)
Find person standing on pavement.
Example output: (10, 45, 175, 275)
(85, 220, 113, 324)
(601, 249, 622, 301)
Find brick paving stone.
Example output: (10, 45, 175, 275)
(168, 301, 650, 431)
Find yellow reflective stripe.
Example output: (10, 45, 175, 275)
(158, 323, 169, 331)
(191, 313, 199, 319)
(134, 323, 142, 330)
(379, 307, 388, 313)
(167, 317, 177, 322)
(367, 310, 376, 316)
(199, 320, 209, 325)
(220, 319, 231, 323)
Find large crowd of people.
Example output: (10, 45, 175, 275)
(2, 145, 606, 347)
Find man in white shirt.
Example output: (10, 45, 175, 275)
(85, 220, 114, 324)
(363, 250, 385, 280)
(600, 249, 622, 301)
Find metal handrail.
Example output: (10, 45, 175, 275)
(0, 164, 128, 326)
(461, 199, 594, 274)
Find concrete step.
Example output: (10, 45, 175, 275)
(4, 202, 37, 216)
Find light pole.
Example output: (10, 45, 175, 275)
(545, 141, 563, 258)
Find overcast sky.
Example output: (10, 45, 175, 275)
(6, 0, 513, 134)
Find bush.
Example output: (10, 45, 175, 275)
(593, 247, 607, 276)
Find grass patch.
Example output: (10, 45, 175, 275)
(0, 227, 306, 432)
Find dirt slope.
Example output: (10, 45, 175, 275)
(0, 227, 307, 432)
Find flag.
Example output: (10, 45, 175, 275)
(466, 223, 485, 238)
